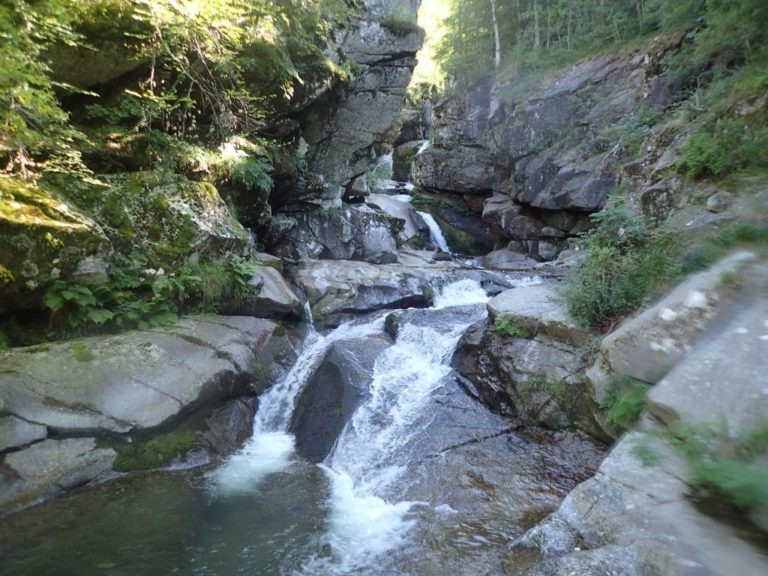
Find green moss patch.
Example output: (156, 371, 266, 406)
(113, 429, 204, 472)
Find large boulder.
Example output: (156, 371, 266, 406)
(0, 315, 299, 513)
(0, 316, 296, 436)
(290, 336, 392, 462)
(0, 438, 116, 514)
(287, 259, 433, 321)
(268, 206, 402, 264)
(220, 266, 304, 321)
(0, 176, 111, 314)
(1, 172, 250, 315)
(646, 297, 768, 437)
(366, 193, 428, 245)
(510, 430, 768, 576)
(487, 284, 589, 346)
(453, 319, 596, 432)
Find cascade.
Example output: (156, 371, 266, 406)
(417, 210, 451, 253)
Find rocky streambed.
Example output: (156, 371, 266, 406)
(0, 268, 606, 576)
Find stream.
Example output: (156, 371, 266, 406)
(0, 277, 603, 576)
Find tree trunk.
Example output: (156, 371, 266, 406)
(490, 0, 501, 70)
(533, 0, 541, 49)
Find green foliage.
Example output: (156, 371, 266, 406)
(42, 252, 260, 335)
(679, 117, 768, 179)
(684, 221, 768, 272)
(113, 428, 203, 472)
(69, 341, 95, 362)
(494, 315, 532, 339)
(630, 436, 660, 467)
(668, 421, 768, 514)
(0, 329, 9, 350)
(381, 9, 420, 38)
(563, 198, 682, 328)
(602, 374, 650, 430)
(0, 0, 85, 173)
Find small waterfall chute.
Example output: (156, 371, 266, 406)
(417, 211, 451, 253)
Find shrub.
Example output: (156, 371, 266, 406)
(684, 221, 768, 272)
(562, 198, 682, 328)
(494, 315, 532, 339)
(602, 374, 650, 430)
(668, 421, 768, 514)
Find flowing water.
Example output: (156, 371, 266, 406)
(0, 277, 603, 576)
(417, 211, 451, 253)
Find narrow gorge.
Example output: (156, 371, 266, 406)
(1, 1, 767, 575)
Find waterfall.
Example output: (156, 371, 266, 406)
(209, 279, 498, 574)
(417, 211, 451, 253)
(416, 140, 430, 155)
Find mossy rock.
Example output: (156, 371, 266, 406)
(0, 176, 111, 312)
(112, 428, 204, 472)
(60, 171, 250, 268)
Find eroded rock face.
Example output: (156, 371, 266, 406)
(453, 319, 596, 432)
(269, 206, 403, 264)
(411, 41, 688, 259)
(301, 0, 424, 187)
(290, 336, 392, 462)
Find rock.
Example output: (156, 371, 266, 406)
(513, 430, 768, 576)
(220, 266, 304, 321)
(453, 320, 595, 431)
(367, 193, 427, 245)
(638, 179, 681, 220)
(392, 141, 423, 181)
(487, 284, 589, 346)
(412, 145, 496, 194)
(204, 397, 259, 456)
(0, 416, 47, 453)
(302, 1, 424, 185)
(288, 259, 433, 320)
(519, 545, 653, 576)
(646, 298, 768, 436)
(92, 172, 250, 264)
(290, 336, 391, 462)
(706, 192, 732, 213)
(598, 251, 754, 384)
(70, 256, 110, 285)
(0, 316, 296, 436)
(268, 207, 402, 264)
(484, 249, 538, 270)
(0, 438, 116, 513)
(0, 176, 111, 314)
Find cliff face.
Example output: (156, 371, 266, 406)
(411, 36, 688, 259)
(301, 0, 424, 190)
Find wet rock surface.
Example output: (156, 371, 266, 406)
(290, 336, 392, 462)
(0, 315, 299, 513)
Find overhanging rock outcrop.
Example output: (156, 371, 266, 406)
(301, 0, 424, 188)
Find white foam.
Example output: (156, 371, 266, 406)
(432, 278, 489, 308)
(417, 211, 450, 253)
(207, 431, 295, 495)
(298, 466, 416, 574)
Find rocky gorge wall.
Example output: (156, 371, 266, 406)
(407, 35, 699, 260)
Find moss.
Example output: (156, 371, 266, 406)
(113, 428, 203, 472)
(70, 342, 95, 362)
